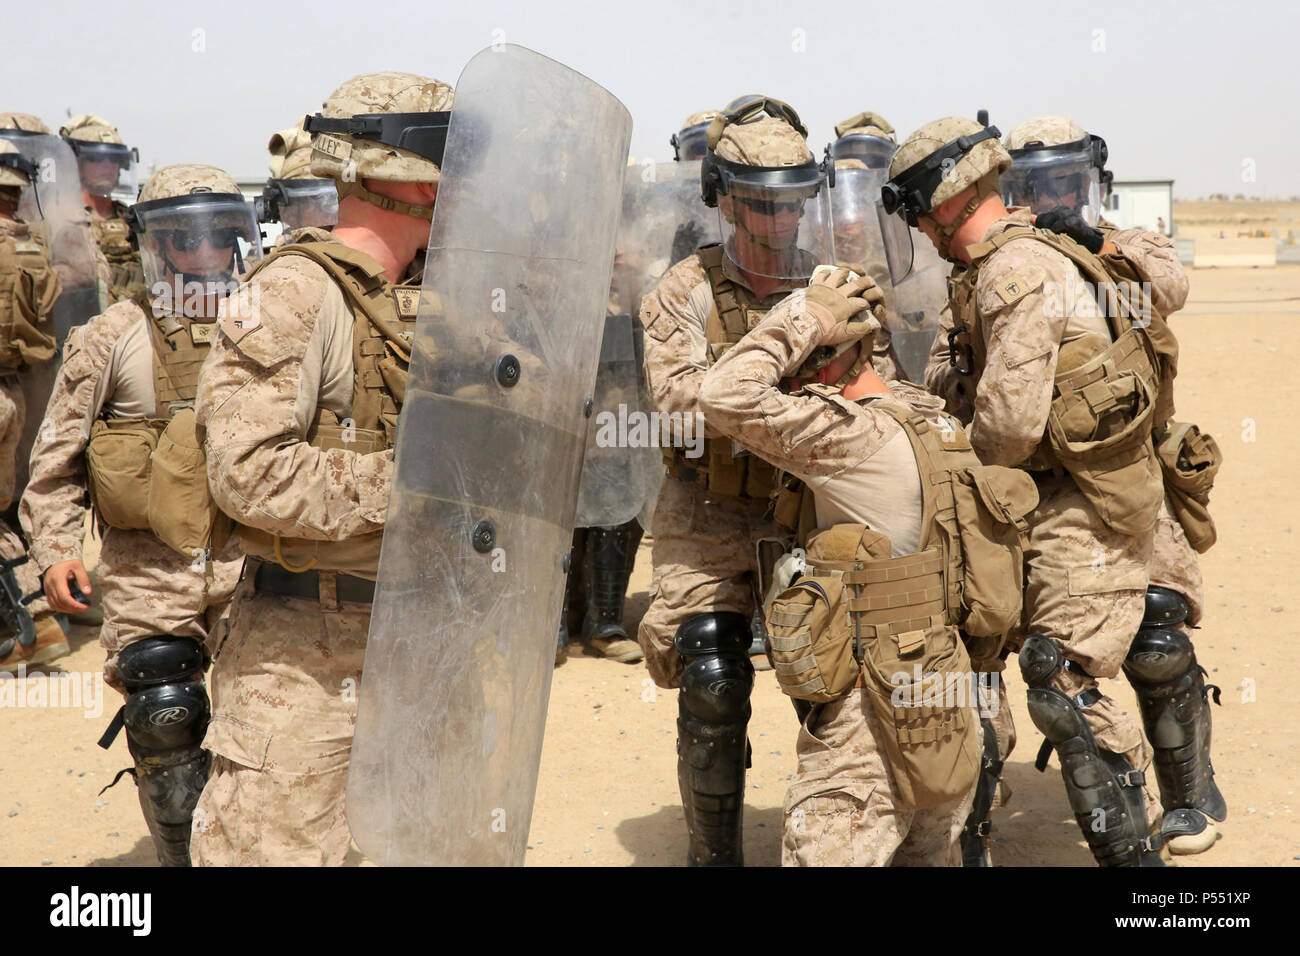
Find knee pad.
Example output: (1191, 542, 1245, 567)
(116, 637, 209, 760)
(1125, 589, 1194, 684)
(676, 612, 753, 723)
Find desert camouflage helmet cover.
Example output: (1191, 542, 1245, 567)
(59, 114, 125, 145)
(267, 121, 316, 179)
(0, 114, 51, 135)
(0, 140, 35, 189)
(308, 72, 455, 183)
(887, 115, 1011, 214)
(834, 110, 896, 141)
(138, 164, 241, 203)
(1006, 115, 1088, 151)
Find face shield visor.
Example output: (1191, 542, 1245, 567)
(66, 140, 139, 201)
(128, 192, 262, 313)
(670, 123, 710, 162)
(1003, 139, 1103, 225)
(705, 154, 834, 282)
(830, 133, 897, 170)
(257, 177, 339, 231)
(830, 166, 889, 274)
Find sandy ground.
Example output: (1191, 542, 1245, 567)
(3, 263, 1298, 868)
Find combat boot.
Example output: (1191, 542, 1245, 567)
(583, 522, 644, 663)
(0, 610, 69, 673)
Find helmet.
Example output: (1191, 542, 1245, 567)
(59, 114, 139, 199)
(1003, 115, 1110, 224)
(829, 111, 897, 170)
(0, 140, 36, 190)
(0, 113, 51, 136)
(881, 116, 1010, 269)
(670, 109, 721, 162)
(258, 121, 338, 230)
(126, 164, 262, 313)
(700, 98, 834, 282)
(305, 72, 454, 220)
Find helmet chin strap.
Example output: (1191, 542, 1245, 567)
(927, 172, 1000, 261)
(336, 179, 434, 221)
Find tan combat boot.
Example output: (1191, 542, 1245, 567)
(0, 611, 70, 673)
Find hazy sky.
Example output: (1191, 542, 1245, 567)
(9, 0, 1297, 198)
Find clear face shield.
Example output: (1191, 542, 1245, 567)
(830, 133, 897, 171)
(68, 141, 139, 201)
(129, 192, 262, 316)
(1002, 143, 1103, 225)
(830, 166, 888, 275)
(670, 123, 710, 162)
(708, 156, 834, 282)
(257, 178, 339, 231)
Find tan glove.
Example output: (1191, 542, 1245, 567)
(804, 266, 886, 345)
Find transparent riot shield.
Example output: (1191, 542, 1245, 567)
(573, 313, 661, 528)
(347, 45, 632, 867)
(6, 134, 99, 509)
(887, 235, 951, 384)
(831, 166, 891, 286)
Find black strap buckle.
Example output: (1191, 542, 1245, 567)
(947, 325, 974, 375)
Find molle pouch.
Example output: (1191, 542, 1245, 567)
(148, 407, 229, 557)
(859, 622, 980, 811)
(86, 418, 164, 531)
(949, 465, 1038, 640)
(766, 574, 856, 703)
(1047, 332, 1163, 535)
(1157, 422, 1222, 553)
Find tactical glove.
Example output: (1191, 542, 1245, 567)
(1035, 206, 1105, 254)
(805, 266, 885, 345)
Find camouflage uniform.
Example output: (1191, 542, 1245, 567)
(19, 300, 243, 689)
(698, 291, 974, 865)
(636, 248, 796, 686)
(921, 207, 1160, 825)
(191, 72, 451, 867)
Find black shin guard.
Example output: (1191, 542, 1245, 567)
(675, 611, 753, 866)
(1123, 587, 1225, 825)
(1020, 635, 1164, 867)
(104, 637, 210, 867)
(960, 719, 1002, 867)
(584, 520, 642, 640)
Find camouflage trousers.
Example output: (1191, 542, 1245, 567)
(1150, 492, 1205, 627)
(96, 528, 242, 693)
(782, 691, 974, 866)
(1022, 473, 1159, 824)
(192, 575, 368, 867)
(0, 380, 50, 621)
(636, 477, 783, 688)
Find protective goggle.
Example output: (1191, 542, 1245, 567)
(880, 125, 1002, 226)
(303, 111, 451, 167)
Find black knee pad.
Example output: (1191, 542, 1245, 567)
(1125, 589, 1194, 684)
(676, 612, 753, 722)
(116, 637, 209, 760)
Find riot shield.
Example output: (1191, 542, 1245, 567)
(831, 166, 893, 290)
(573, 313, 660, 528)
(347, 45, 632, 867)
(6, 135, 99, 512)
(887, 238, 951, 384)
(10, 134, 100, 344)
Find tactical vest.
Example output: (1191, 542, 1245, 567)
(90, 212, 146, 305)
(661, 243, 780, 500)
(229, 238, 417, 575)
(948, 225, 1176, 535)
(85, 310, 219, 535)
(0, 226, 59, 373)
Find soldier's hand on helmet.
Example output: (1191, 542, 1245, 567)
(806, 266, 885, 344)
(1034, 206, 1105, 254)
(43, 560, 91, 613)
